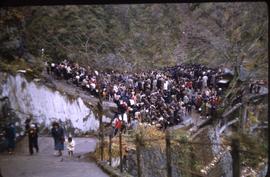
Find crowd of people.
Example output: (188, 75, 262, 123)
(46, 60, 231, 133)
(2, 60, 266, 157)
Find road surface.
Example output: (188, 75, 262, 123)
(0, 137, 109, 177)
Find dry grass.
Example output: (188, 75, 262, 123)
(94, 125, 166, 161)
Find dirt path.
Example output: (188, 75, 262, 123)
(0, 137, 109, 177)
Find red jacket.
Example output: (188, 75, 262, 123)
(115, 119, 122, 129)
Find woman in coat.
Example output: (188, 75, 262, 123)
(51, 122, 65, 156)
(4, 123, 16, 155)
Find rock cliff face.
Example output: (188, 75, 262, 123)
(0, 72, 100, 133)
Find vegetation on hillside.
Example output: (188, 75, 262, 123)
(0, 3, 268, 78)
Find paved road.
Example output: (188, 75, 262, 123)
(0, 137, 109, 177)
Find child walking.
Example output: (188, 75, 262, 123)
(66, 136, 75, 157)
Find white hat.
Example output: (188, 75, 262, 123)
(30, 124, 35, 128)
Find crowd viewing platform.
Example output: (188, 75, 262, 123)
(45, 60, 266, 134)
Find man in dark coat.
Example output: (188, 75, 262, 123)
(51, 122, 65, 156)
(28, 124, 39, 155)
(4, 123, 16, 155)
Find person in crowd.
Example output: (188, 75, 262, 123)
(4, 123, 16, 155)
(51, 122, 65, 156)
(202, 73, 208, 89)
(113, 116, 122, 136)
(28, 123, 39, 155)
(255, 81, 261, 94)
(130, 117, 138, 130)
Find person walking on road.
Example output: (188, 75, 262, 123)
(4, 123, 16, 155)
(28, 123, 39, 155)
(66, 136, 75, 157)
(51, 122, 65, 156)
